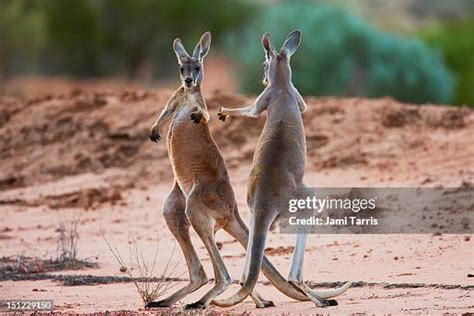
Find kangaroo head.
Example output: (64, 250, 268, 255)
(173, 31, 211, 88)
(262, 30, 301, 86)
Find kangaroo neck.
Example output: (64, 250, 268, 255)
(265, 83, 302, 120)
(181, 84, 206, 109)
(269, 61, 292, 88)
(268, 71, 293, 93)
(183, 84, 202, 95)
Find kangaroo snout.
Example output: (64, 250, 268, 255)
(184, 77, 193, 86)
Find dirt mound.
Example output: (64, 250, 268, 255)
(382, 107, 422, 128)
(382, 106, 470, 129)
(44, 187, 123, 209)
(0, 89, 171, 189)
(1, 90, 473, 190)
(0, 255, 97, 276)
(0, 185, 124, 210)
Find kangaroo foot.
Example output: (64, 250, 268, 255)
(184, 301, 207, 310)
(255, 299, 275, 308)
(288, 280, 337, 307)
(145, 300, 172, 308)
(246, 287, 275, 308)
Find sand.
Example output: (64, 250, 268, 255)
(0, 87, 473, 314)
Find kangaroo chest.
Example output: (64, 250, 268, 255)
(167, 106, 219, 193)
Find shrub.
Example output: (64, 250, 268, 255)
(420, 19, 474, 106)
(0, 0, 256, 79)
(41, 0, 101, 77)
(103, 231, 180, 305)
(0, 0, 45, 79)
(39, 0, 257, 78)
(95, 0, 256, 78)
(227, 3, 455, 105)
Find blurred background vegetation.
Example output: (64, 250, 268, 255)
(0, 0, 472, 106)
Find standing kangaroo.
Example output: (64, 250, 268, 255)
(147, 32, 311, 309)
(213, 31, 351, 308)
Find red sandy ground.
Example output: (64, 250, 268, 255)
(0, 85, 473, 314)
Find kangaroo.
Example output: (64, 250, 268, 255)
(213, 31, 352, 308)
(146, 32, 310, 309)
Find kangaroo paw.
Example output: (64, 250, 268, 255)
(217, 108, 228, 122)
(190, 111, 203, 124)
(149, 129, 161, 142)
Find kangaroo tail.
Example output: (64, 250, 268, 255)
(214, 214, 268, 307)
(215, 209, 303, 307)
(313, 281, 352, 299)
(229, 209, 309, 302)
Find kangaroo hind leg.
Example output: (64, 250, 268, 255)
(184, 194, 233, 310)
(224, 217, 275, 308)
(288, 230, 352, 307)
(146, 182, 208, 308)
(288, 232, 336, 307)
(287, 187, 352, 307)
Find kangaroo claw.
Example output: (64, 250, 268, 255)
(149, 129, 161, 142)
(217, 107, 228, 122)
(190, 111, 203, 124)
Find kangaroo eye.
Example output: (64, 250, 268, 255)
(180, 66, 184, 72)
(195, 66, 201, 71)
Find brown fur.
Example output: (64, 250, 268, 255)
(213, 31, 351, 308)
(147, 32, 308, 310)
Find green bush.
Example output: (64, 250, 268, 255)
(95, 0, 256, 78)
(41, 0, 101, 77)
(0, 0, 45, 79)
(420, 20, 474, 106)
(227, 3, 455, 105)
(0, 0, 256, 79)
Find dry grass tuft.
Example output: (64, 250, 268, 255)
(103, 230, 181, 305)
(56, 215, 80, 265)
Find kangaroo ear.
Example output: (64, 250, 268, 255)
(280, 30, 301, 58)
(262, 32, 276, 60)
(193, 31, 211, 61)
(173, 38, 190, 63)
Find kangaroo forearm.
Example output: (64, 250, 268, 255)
(202, 110, 210, 122)
(196, 105, 210, 122)
(154, 108, 174, 127)
(297, 98, 307, 112)
(293, 89, 307, 112)
(221, 106, 260, 118)
(153, 96, 180, 129)
(153, 88, 184, 128)
(219, 90, 269, 119)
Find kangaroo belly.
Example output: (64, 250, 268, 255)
(167, 117, 221, 194)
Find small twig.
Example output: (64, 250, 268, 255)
(102, 228, 181, 304)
